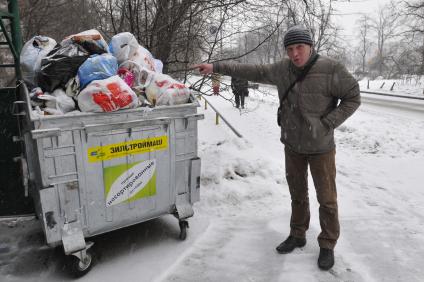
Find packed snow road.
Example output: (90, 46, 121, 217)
(1, 83, 424, 282)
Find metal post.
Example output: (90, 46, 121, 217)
(367, 80, 370, 89)
(380, 82, 385, 89)
(204, 100, 207, 110)
(8, 0, 23, 79)
(390, 82, 395, 91)
(215, 113, 219, 125)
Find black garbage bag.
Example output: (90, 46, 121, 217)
(37, 43, 90, 93)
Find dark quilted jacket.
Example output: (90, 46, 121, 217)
(213, 53, 360, 154)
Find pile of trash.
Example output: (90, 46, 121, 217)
(20, 29, 191, 115)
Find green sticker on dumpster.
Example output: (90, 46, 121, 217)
(103, 159, 157, 207)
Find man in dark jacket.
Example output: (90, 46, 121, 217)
(231, 76, 249, 108)
(192, 25, 360, 270)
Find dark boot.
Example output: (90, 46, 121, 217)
(276, 236, 306, 254)
(318, 248, 334, 270)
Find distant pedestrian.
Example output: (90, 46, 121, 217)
(231, 76, 249, 109)
(193, 25, 360, 271)
(211, 73, 221, 95)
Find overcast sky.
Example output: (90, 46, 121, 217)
(332, 0, 393, 39)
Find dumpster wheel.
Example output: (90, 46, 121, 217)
(65, 248, 94, 278)
(179, 220, 189, 240)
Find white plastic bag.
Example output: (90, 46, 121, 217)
(77, 75, 139, 112)
(131, 45, 156, 72)
(118, 60, 154, 94)
(109, 32, 139, 63)
(37, 88, 76, 114)
(109, 32, 162, 72)
(20, 36, 57, 88)
(142, 71, 191, 106)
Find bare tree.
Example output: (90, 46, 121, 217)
(231, 0, 343, 66)
(284, 0, 341, 55)
(356, 14, 372, 74)
(369, 0, 402, 76)
(15, 0, 345, 83)
(404, 0, 424, 74)
(90, 0, 248, 73)
(19, 0, 97, 42)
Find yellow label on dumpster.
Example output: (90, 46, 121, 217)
(87, 136, 168, 163)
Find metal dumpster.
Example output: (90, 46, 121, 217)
(17, 84, 203, 276)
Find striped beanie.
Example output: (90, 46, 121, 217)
(283, 25, 313, 48)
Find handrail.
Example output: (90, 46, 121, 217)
(361, 90, 424, 101)
(198, 94, 243, 138)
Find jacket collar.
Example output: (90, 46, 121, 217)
(289, 49, 318, 76)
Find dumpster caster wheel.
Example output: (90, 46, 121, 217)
(179, 220, 189, 240)
(66, 249, 94, 278)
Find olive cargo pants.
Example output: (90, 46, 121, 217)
(284, 147, 339, 250)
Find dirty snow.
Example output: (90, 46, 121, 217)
(1, 78, 424, 282)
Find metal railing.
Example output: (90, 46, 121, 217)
(197, 94, 243, 138)
(360, 90, 424, 101)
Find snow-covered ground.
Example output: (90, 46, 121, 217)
(1, 79, 424, 282)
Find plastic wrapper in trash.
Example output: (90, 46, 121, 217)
(109, 32, 161, 72)
(117, 67, 135, 87)
(32, 106, 45, 117)
(118, 60, 155, 95)
(78, 54, 118, 89)
(143, 71, 191, 106)
(65, 76, 80, 98)
(38, 43, 90, 93)
(20, 36, 57, 89)
(29, 87, 45, 107)
(77, 75, 139, 112)
(37, 89, 76, 114)
(61, 29, 109, 55)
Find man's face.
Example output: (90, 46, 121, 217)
(286, 43, 312, 67)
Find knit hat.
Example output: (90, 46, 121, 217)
(283, 25, 313, 48)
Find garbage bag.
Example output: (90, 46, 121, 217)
(132, 45, 157, 72)
(20, 36, 56, 89)
(78, 54, 118, 89)
(38, 43, 90, 92)
(109, 32, 161, 72)
(142, 70, 190, 106)
(117, 67, 135, 87)
(109, 32, 139, 63)
(37, 88, 76, 114)
(61, 29, 109, 55)
(77, 75, 139, 112)
(118, 60, 154, 95)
